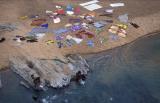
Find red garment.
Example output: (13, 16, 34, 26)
(74, 7, 81, 14)
(56, 9, 65, 15)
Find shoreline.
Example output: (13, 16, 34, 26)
(1, 31, 159, 72)
(1, 27, 160, 103)
(1, 31, 159, 89)
(1, 0, 160, 71)
(0, 0, 160, 88)
(67, 31, 160, 56)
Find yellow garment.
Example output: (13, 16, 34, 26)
(109, 25, 127, 38)
(116, 24, 128, 29)
(19, 16, 28, 20)
(46, 40, 54, 44)
(108, 25, 119, 34)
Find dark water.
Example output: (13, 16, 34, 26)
(0, 34, 160, 103)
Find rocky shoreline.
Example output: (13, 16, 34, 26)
(10, 54, 89, 89)
(0, 0, 160, 91)
(5, 32, 160, 90)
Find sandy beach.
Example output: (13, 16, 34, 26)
(0, 1, 160, 102)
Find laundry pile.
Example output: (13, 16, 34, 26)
(13, 0, 139, 48)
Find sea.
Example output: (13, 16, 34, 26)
(0, 33, 160, 103)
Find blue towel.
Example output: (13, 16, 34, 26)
(29, 27, 49, 34)
(53, 28, 69, 35)
(93, 22, 105, 28)
(87, 40, 94, 47)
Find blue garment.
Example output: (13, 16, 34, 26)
(29, 27, 49, 34)
(93, 22, 105, 28)
(66, 4, 73, 11)
(70, 25, 82, 31)
(56, 36, 63, 40)
(41, 24, 48, 28)
(109, 34, 119, 40)
(53, 28, 69, 35)
(87, 40, 94, 47)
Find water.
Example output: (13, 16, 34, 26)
(0, 34, 160, 103)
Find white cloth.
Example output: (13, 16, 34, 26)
(83, 3, 102, 11)
(110, 3, 125, 7)
(80, 0, 99, 6)
(66, 35, 83, 44)
(53, 17, 61, 23)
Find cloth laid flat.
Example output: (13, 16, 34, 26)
(83, 3, 102, 11)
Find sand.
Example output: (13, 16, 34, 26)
(0, 0, 160, 70)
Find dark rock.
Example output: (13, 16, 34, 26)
(32, 95, 38, 101)
(0, 37, 6, 43)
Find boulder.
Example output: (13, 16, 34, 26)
(9, 54, 89, 88)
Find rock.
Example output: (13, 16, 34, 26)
(32, 95, 38, 101)
(20, 81, 30, 89)
(79, 79, 85, 85)
(10, 56, 39, 86)
(10, 54, 89, 89)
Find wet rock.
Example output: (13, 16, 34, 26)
(10, 56, 41, 89)
(10, 54, 89, 89)
(20, 81, 30, 89)
(32, 95, 38, 101)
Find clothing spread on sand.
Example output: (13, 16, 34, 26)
(10, 0, 132, 49)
